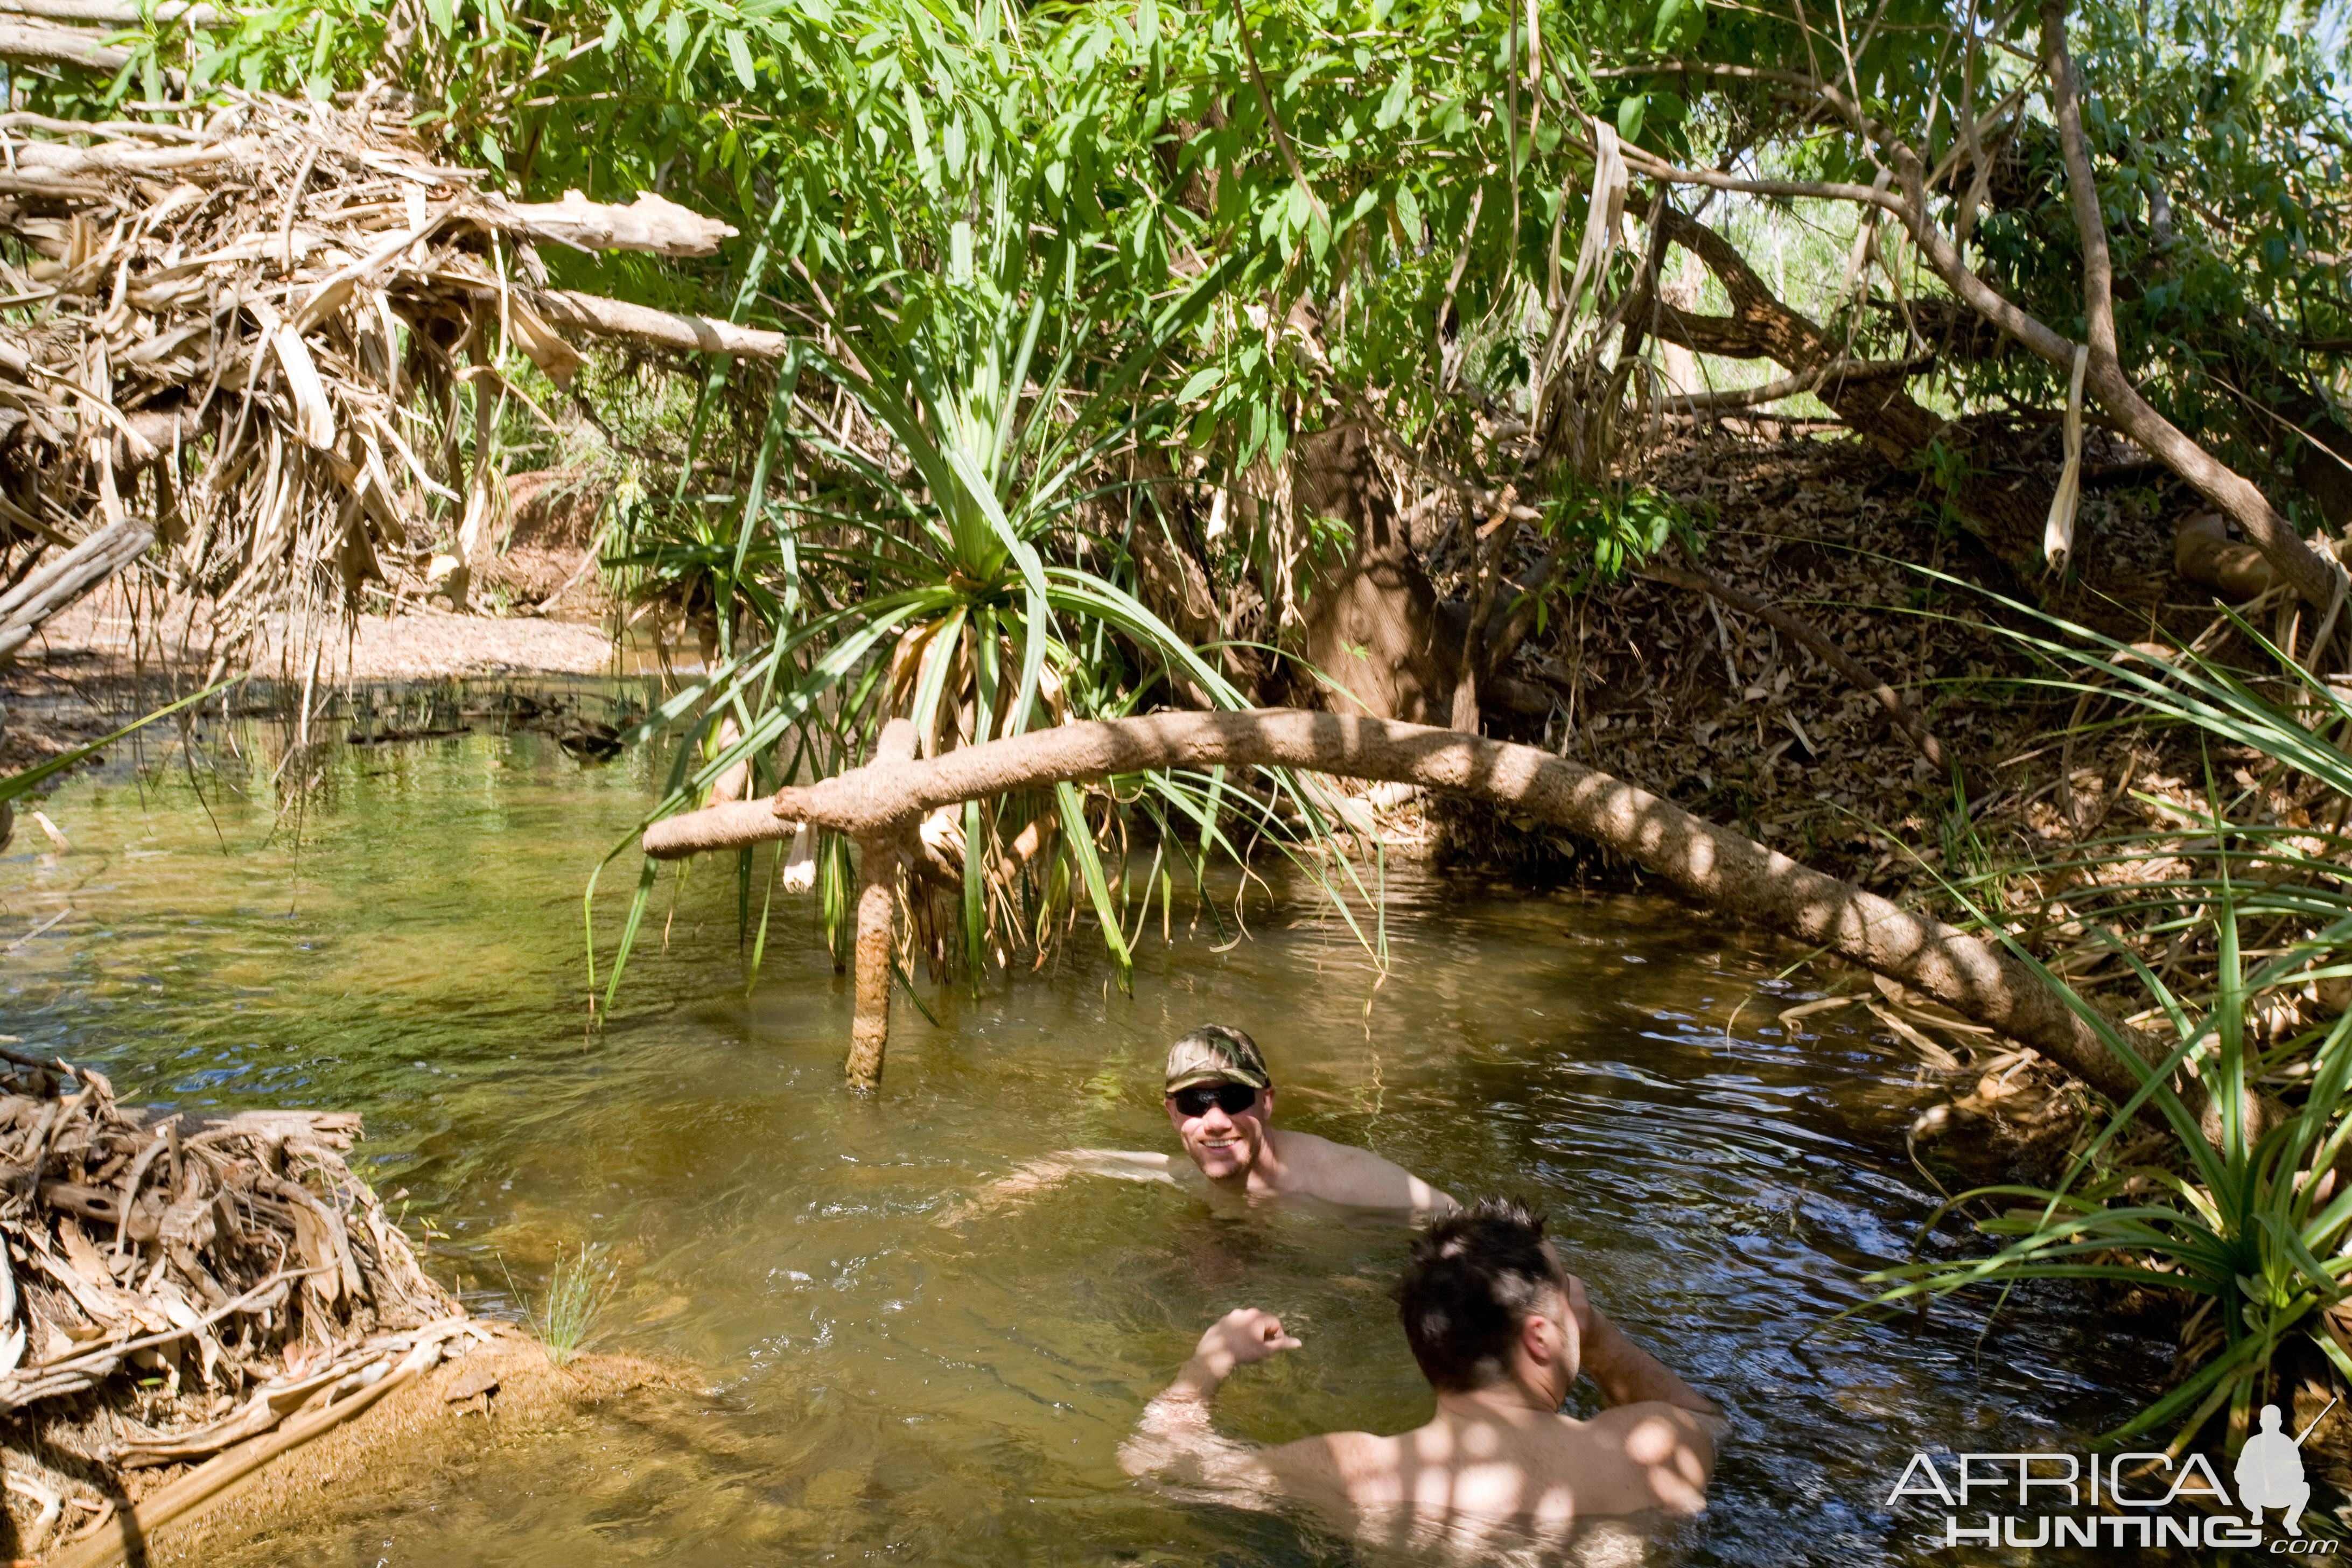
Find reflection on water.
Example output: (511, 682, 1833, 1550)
(0, 692, 2175, 1565)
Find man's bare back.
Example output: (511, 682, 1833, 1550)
(1121, 1201, 1725, 1550)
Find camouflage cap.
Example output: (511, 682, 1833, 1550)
(1164, 1025, 1271, 1093)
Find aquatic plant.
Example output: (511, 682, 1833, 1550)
(503, 1247, 620, 1369)
(589, 174, 1384, 1014)
(1867, 892, 2352, 1448)
(0, 682, 232, 851)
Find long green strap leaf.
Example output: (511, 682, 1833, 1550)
(1055, 781, 1131, 985)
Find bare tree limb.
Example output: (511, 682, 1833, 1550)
(642, 708, 2167, 1110)
(491, 191, 738, 258)
(531, 290, 795, 360)
(1666, 355, 1931, 415)
(0, 18, 130, 71)
(0, 0, 221, 24)
(0, 516, 153, 665)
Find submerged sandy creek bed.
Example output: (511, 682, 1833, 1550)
(0, 681, 2181, 1565)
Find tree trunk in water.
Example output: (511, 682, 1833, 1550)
(843, 838, 898, 1089)
(842, 719, 918, 1088)
(1297, 423, 1460, 724)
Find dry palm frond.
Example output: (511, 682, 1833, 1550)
(0, 88, 736, 675)
(0, 1045, 485, 1550)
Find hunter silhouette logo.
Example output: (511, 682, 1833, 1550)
(2238, 1402, 2331, 1537)
(1886, 1399, 2339, 1552)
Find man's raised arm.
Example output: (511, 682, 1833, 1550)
(1118, 1308, 1301, 1501)
(1567, 1273, 1727, 1497)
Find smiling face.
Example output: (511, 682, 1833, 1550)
(1165, 1082, 1275, 1186)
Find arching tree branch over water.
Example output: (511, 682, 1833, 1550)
(646, 707, 2175, 1105)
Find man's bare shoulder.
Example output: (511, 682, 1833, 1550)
(1571, 1402, 1724, 1511)
(1265, 1130, 1456, 1214)
(1260, 1429, 1409, 1506)
(1582, 1398, 1727, 1453)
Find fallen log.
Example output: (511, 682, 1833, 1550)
(0, 17, 128, 71)
(0, 0, 221, 23)
(642, 708, 2168, 1107)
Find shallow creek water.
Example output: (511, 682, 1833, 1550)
(1, 687, 2185, 1565)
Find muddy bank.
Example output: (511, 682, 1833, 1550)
(141, 1334, 707, 1568)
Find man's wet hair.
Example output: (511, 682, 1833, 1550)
(1396, 1198, 1565, 1394)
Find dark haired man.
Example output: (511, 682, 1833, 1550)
(1120, 1199, 1724, 1539)
(959, 1025, 1454, 1221)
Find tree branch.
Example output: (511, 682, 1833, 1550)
(0, 18, 130, 72)
(1616, 93, 2347, 607)
(531, 290, 795, 360)
(1664, 355, 1931, 414)
(1229, 0, 1328, 235)
(641, 708, 2161, 1111)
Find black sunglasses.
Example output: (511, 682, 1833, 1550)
(1170, 1083, 1261, 1118)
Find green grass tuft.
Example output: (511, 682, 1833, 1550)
(501, 1246, 620, 1369)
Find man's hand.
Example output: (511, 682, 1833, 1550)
(1192, 1308, 1301, 1379)
(1563, 1272, 1596, 1344)
(1168, 1308, 1301, 1400)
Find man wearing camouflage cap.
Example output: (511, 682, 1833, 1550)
(960, 1024, 1455, 1219)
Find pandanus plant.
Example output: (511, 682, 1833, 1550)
(1859, 595, 2352, 1450)
(592, 194, 1372, 1012)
